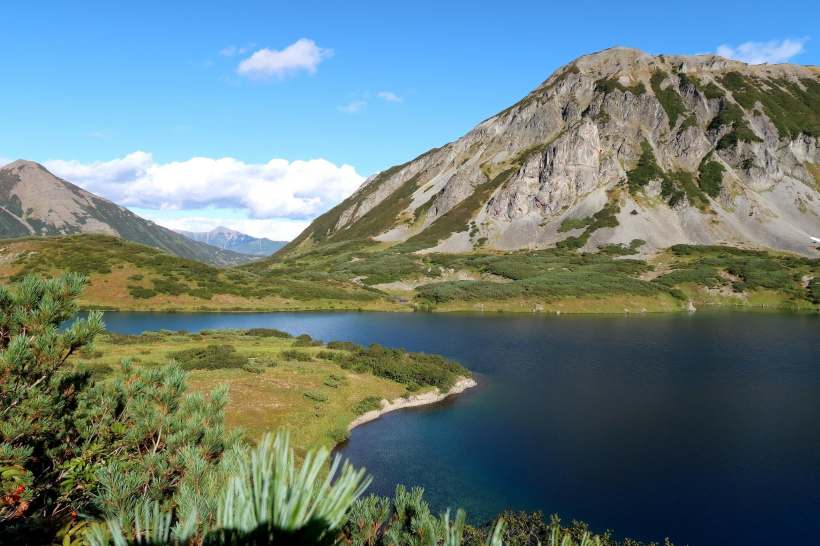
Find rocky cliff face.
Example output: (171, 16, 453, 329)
(281, 47, 820, 257)
(0, 160, 258, 266)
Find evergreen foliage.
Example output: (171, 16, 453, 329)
(626, 140, 664, 192)
(649, 72, 686, 128)
(697, 159, 726, 198)
(0, 273, 104, 525)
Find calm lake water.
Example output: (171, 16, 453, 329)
(90, 310, 820, 545)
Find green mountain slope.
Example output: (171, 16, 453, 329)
(0, 160, 258, 267)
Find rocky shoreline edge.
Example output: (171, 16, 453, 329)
(347, 376, 478, 431)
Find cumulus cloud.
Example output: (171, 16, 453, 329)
(237, 39, 332, 80)
(142, 215, 310, 241)
(378, 91, 403, 103)
(43, 152, 364, 220)
(338, 101, 366, 113)
(716, 39, 806, 65)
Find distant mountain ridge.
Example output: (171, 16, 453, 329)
(173, 226, 287, 256)
(0, 160, 258, 267)
(277, 47, 820, 259)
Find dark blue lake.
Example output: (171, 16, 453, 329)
(91, 309, 820, 545)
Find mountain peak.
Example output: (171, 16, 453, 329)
(2, 159, 47, 171)
(278, 48, 820, 259)
(0, 161, 257, 266)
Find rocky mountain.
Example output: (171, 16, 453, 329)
(279, 47, 820, 258)
(174, 226, 287, 256)
(0, 160, 258, 266)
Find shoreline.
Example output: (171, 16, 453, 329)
(347, 376, 478, 431)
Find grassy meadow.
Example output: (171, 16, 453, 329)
(81, 327, 470, 455)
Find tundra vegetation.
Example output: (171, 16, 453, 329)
(0, 274, 675, 545)
(1, 234, 818, 314)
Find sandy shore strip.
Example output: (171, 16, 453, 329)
(347, 376, 478, 431)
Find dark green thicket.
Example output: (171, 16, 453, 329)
(557, 217, 592, 233)
(808, 277, 820, 304)
(556, 201, 620, 250)
(654, 245, 819, 301)
(352, 396, 383, 415)
(246, 328, 292, 338)
(598, 239, 646, 256)
(719, 72, 820, 139)
(167, 344, 249, 371)
(698, 158, 726, 198)
(650, 71, 687, 127)
(324, 341, 469, 392)
(708, 102, 762, 150)
(333, 252, 423, 286)
(595, 77, 647, 96)
(417, 249, 661, 304)
(626, 140, 664, 192)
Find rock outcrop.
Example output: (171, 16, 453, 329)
(279, 47, 820, 257)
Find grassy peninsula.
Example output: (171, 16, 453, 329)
(85, 327, 471, 453)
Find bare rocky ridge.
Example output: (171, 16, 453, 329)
(0, 160, 258, 266)
(280, 47, 820, 258)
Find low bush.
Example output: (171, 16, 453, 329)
(168, 344, 249, 371)
(280, 350, 314, 362)
(293, 333, 323, 347)
(304, 391, 328, 402)
(246, 328, 292, 338)
(325, 427, 350, 443)
(353, 396, 383, 415)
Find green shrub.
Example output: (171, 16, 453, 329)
(293, 333, 323, 347)
(128, 285, 157, 299)
(246, 327, 292, 338)
(595, 77, 646, 96)
(627, 140, 664, 191)
(304, 391, 328, 402)
(340, 343, 468, 392)
(558, 217, 592, 232)
(325, 427, 350, 443)
(698, 158, 726, 198)
(280, 350, 314, 362)
(168, 344, 249, 371)
(353, 396, 383, 415)
(650, 71, 687, 127)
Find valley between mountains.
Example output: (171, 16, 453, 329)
(1, 47, 819, 314)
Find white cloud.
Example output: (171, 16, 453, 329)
(143, 215, 310, 241)
(338, 101, 366, 114)
(220, 44, 254, 57)
(237, 39, 332, 80)
(716, 39, 806, 65)
(378, 91, 403, 103)
(0, 158, 11, 168)
(89, 132, 108, 138)
(43, 152, 364, 221)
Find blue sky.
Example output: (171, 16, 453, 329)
(1, 0, 818, 240)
